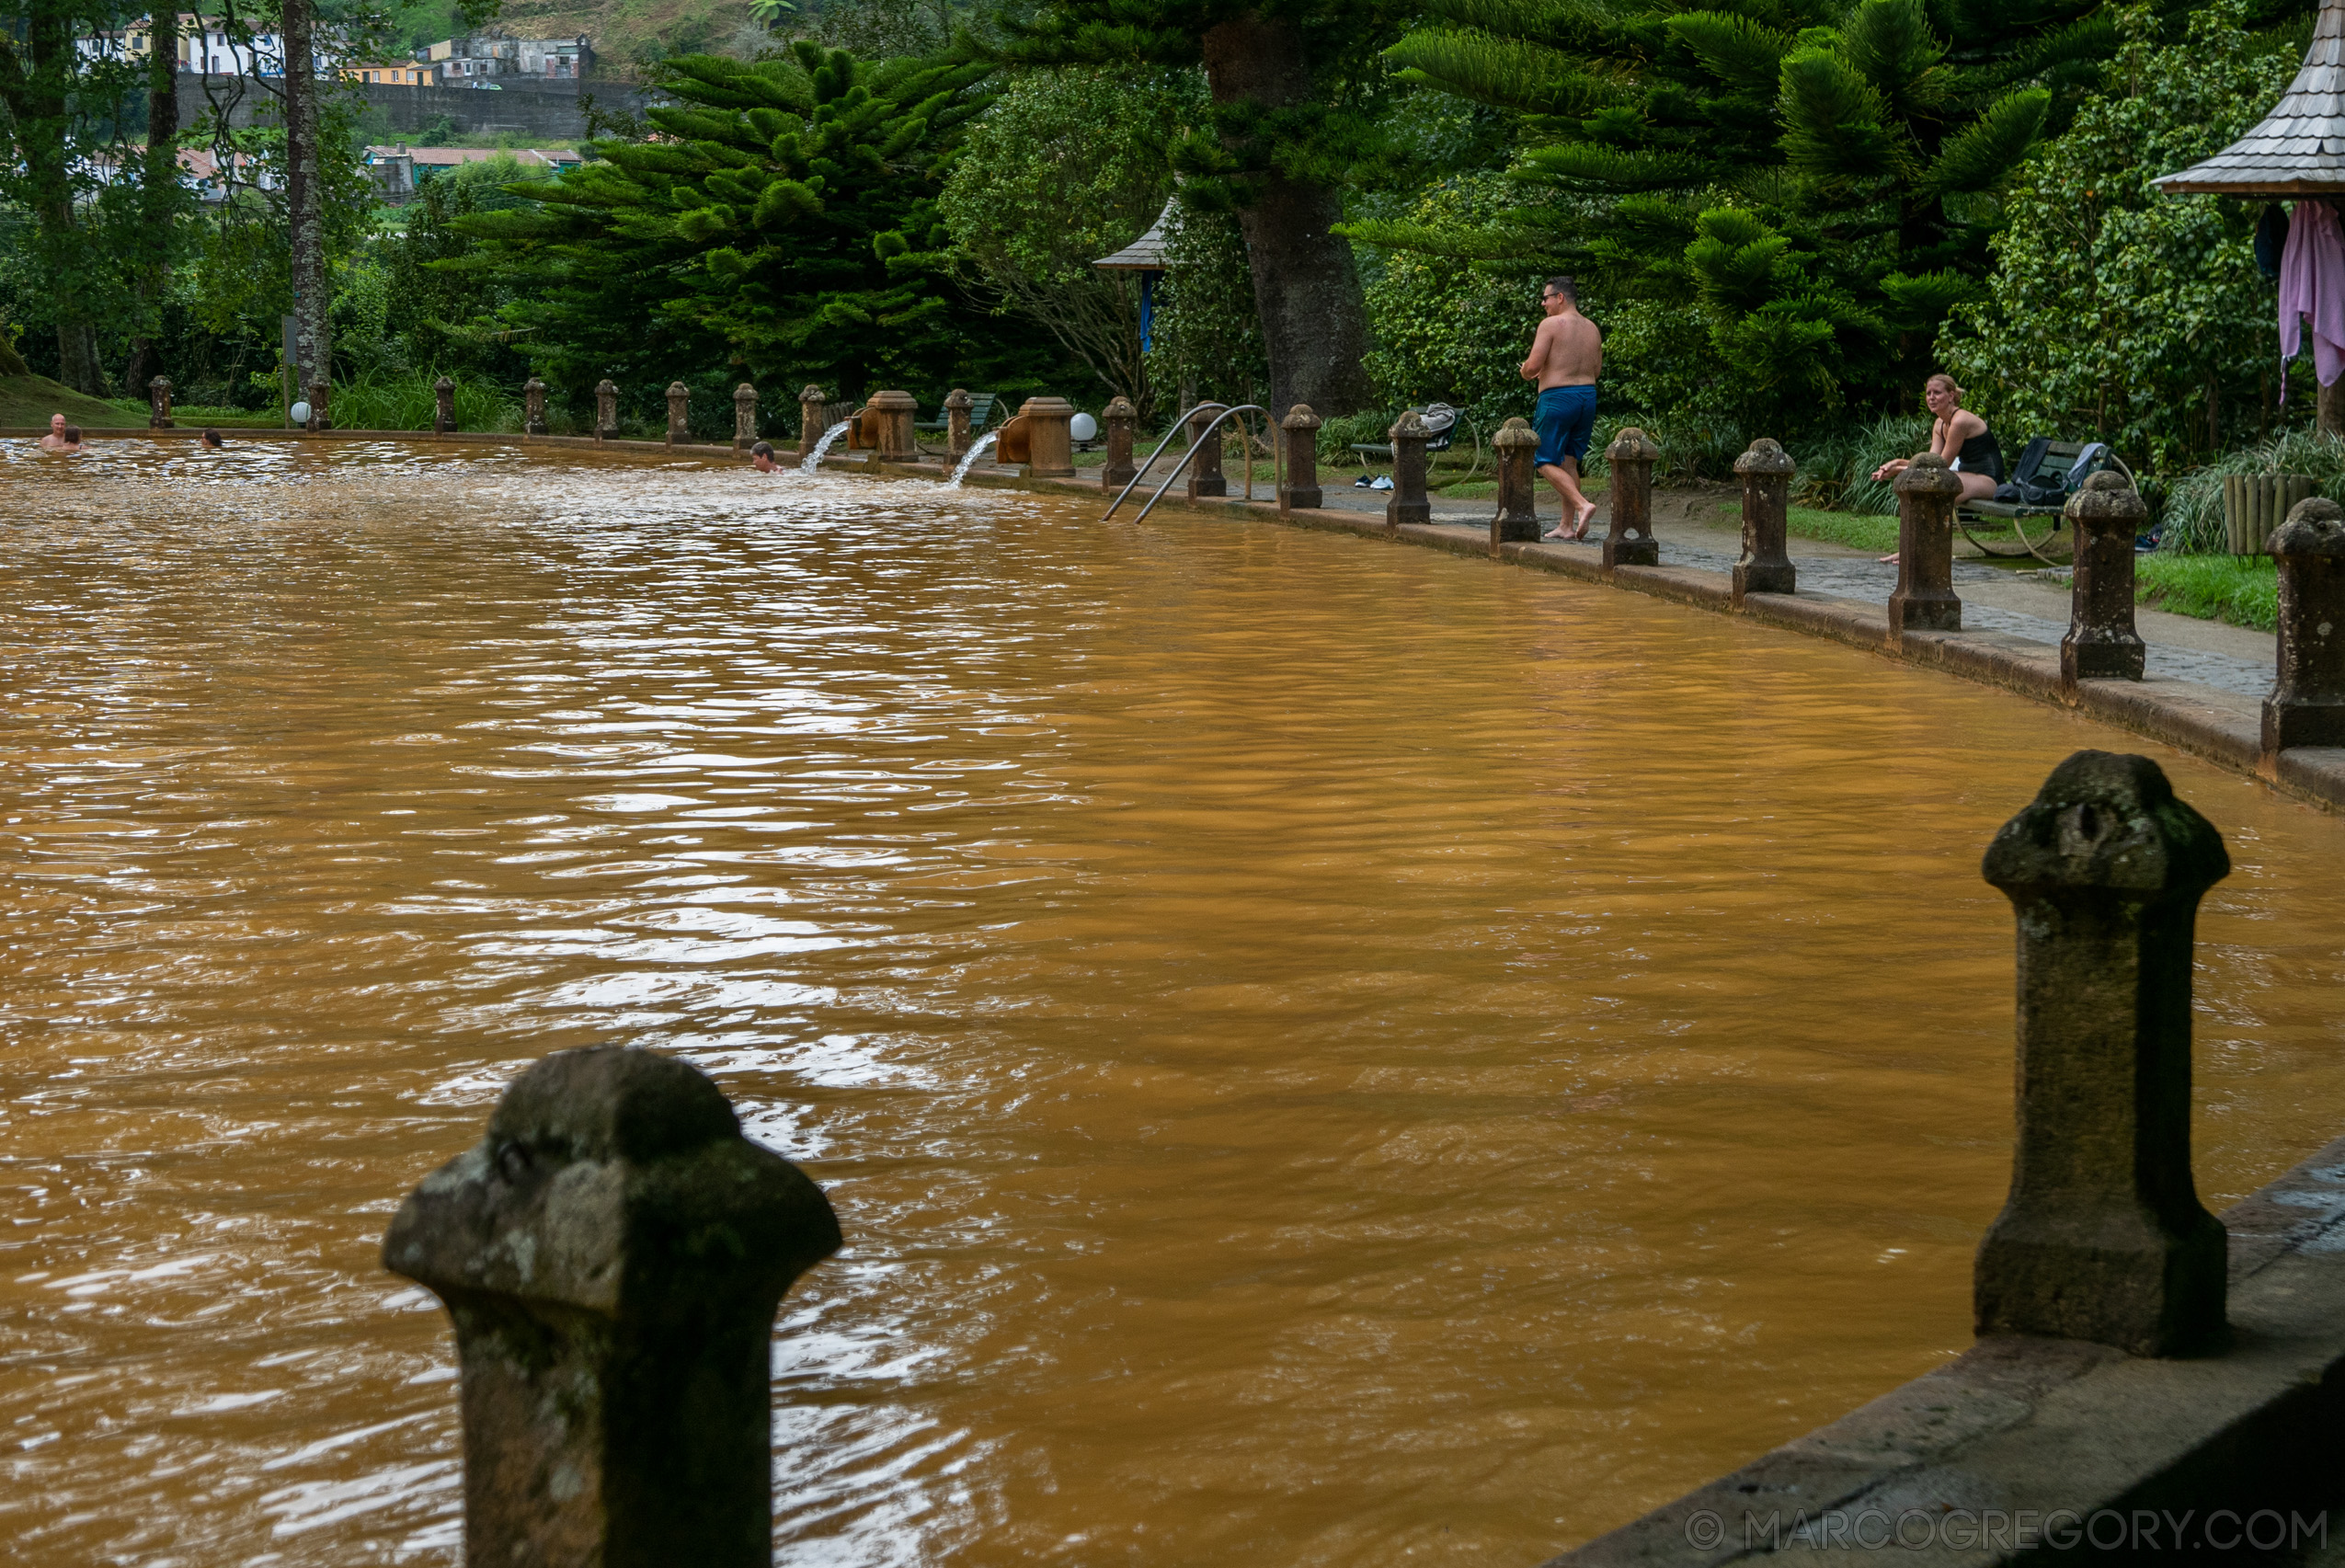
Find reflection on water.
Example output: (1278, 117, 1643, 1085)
(3, 440, 2343, 1566)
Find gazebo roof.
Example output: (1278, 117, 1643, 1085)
(1092, 199, 1174, 270)
(2156, 0, 2345, 195)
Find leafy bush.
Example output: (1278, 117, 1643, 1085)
(1790, 414, 1932, 513)
(332, 368, 520, 432)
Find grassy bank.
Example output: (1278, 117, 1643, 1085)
(2135, 554, 2277, 631)
(0, 374, 141, 429)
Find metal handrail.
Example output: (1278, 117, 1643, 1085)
(1112, 404, 1273, 526)
(1102, 401, 1227, 521)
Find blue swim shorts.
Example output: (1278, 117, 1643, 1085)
(1534, 384, 1597, 468)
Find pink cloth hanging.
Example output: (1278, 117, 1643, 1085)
(2280, 199, 2345, 402)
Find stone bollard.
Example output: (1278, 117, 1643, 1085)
(1185, 405, 1228, 498)
(434, 375, 457, 435)
(665, 382, 691, 447)
(1101, 395, 1138, 488)
(1889, 450, 1963, 643)
(1279, 404, 1322, 513)
(1975, 751, 2230, 1356)
(2262, 497, 2345, 759)
(797, 384, 829, 463)
(732, 383, 759, 452)
(944, 388, 974, 460)
(148, 374, 174, 429)
(1605, 426, 1662, 569)
(2062, 471, 2148, 687)
(384, 1047, 841, 1568)
(306, 376, 331, 432)
(523, 377, 548, 438)
(1492, 418, 1539, 544)
(865, 390, 917, 462)
(1730, 437, 1795, 602)
(594, 379, 618, 442)
(1017, 396, 1076, 477)
(1386, 409, 1432, 528)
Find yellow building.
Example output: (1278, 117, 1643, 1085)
(341, 62, 438, 86)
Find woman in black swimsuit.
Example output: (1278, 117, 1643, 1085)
(1870, 372, 2003, 562)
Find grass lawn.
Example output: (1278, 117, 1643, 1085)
(2135, 554, 2277, 631)
(0, 374, 142, 429)
(101, 398, 284, 429)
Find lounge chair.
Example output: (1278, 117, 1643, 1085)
(916, 392, 1000, 440)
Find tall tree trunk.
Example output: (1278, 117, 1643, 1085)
(283, 0, 330, 412)
(1198, 14, 1373, 419)
(123, 12, 183, 397)
(0, 3, 107, 393)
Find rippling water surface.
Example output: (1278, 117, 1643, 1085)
(6, 438, 2345, 1566)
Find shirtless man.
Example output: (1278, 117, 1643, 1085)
(38, 413, 70, 451)
(749, 440, 777, 472)
(1518, 276, 1602, 540)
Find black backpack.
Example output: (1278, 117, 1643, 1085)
(1993, 437, 2066, 507)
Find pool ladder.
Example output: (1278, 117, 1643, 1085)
(1101, 403, 1279, 525)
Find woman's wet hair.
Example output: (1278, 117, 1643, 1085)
(201, 429, 223, 447)
(61, 425, 81, 444)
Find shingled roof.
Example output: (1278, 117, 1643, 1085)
(1092, 199, 1174, 270)
(2156, 0, 2345, 195)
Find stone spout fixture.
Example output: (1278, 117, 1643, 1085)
(1492, 418, 1540, 545)
(384, 1047, 841, 1568)
(1015, 396, 1075, 478)
(1385, 410, 1432, 529)
(1185, 404, 1228, 498)
(148, 375, 174, 429)
(796, 384, 829, 462)
(2264, 496, 2345, 761)
(731, 383, 758, 452)
(1889, 450, 1963, 644)
(1730, 437, 1793, 602)
(1976, 751, 2230, 1356)
(2063, 471, 2148, 686)
(1101, 395, 1138, 488)
(523, 377, 548, 438)
(594, 379, 618, 443)
(944, 388, 975, 461)
(665, 382, 691, 447)
(1279, 404, 1322, 513)
(865, 390, 918, 462)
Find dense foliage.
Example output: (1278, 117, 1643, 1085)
(1941, 1, 2294, 470)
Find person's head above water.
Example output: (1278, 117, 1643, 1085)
(750, 439, 775, 473)
(201, 429, 223, 448)
(49, 414, 64, 436)
(60, 425, 82, 448)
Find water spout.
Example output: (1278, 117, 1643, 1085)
(945, 430, 999, 487)
(800, 419, 852, 474)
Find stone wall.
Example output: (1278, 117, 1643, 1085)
(176, 74, 658, 141)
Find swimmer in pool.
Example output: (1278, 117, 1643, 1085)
(39, 413, 70, 450)
(750, 440, 776, 472)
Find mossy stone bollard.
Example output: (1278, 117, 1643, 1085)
(2063, 471, 2148, 686)
(148, 375, 174, 429)
(665, 382, 691, 447)
(1386, 409, 1431, 529)
(1730, 437, 1794, 602)
(435, 376, 457, 436)
(594, 379, 617, 442)
(1975, 751, 2230, 1356)
(1280, 404, 1322, 513)
(1492, 418, 1539, 544)
(306, 376, 331, 432)
(944, 388, 974, 460)
(1603, 426, 1661, 569)
(1018, 396, 1076, 477)
(1101, 395, 1138, 487)
(867, 389, 918, 462)
(732, 383, 759, 452)
(2262, 496, 2345, 759)
(797, 384, 829, 462)
(1889, 450, 1963, 642)
(1185, 404, 1228, 498)
(524, 377, 548, 438)
(384, 1047, 841, 1568)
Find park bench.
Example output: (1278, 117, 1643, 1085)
(915, 392, 1000, 440)
(1956, 438, 2129, 565)
(1350, 403, 1461, 466)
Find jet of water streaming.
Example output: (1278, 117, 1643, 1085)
(946, 430, 1000, 487)
(800, 420, 852, 474)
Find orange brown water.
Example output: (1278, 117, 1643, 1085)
(4, 441, 2344, 1566)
